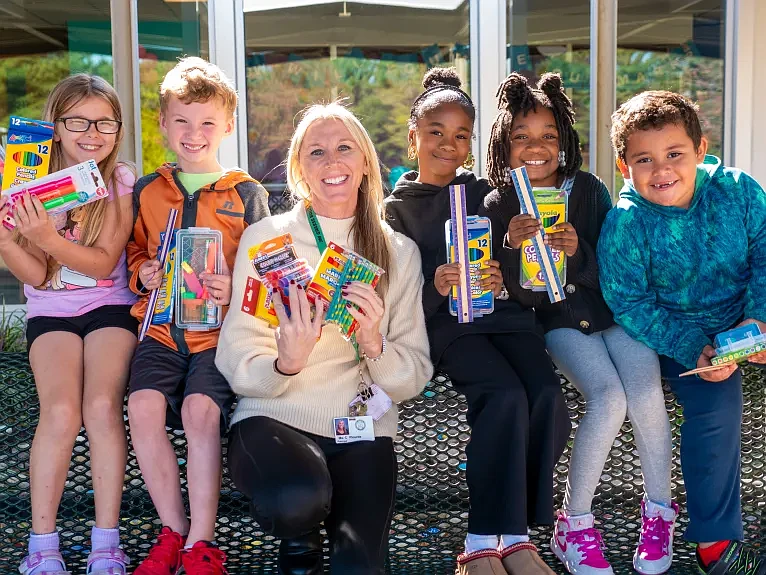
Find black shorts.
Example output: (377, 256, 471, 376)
(128, 337, 234, 431)
(26, 304, 138, 352)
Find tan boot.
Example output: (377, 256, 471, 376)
(500, 542, 556, 575)
(455, 549, 507, 575)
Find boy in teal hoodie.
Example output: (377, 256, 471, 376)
(598, 91, 766, 575)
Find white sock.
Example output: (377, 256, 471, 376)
(464, 533, 499, 554)
(500, 534, 530, 549)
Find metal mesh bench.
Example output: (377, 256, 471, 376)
(1, 352, 764, 574)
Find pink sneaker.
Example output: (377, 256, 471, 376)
(550, 510, 614, 574)
(633, 499, 678, 575)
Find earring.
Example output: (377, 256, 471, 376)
(558, 150, 566, 168)
(462, 152, 475, 170)
(407, 144, 417, 161)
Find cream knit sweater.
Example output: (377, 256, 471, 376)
(216, 202, 433, 439)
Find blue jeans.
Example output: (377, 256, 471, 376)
(661, 356, 744, 542)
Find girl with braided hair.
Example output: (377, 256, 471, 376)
(386, 67, 570, 575)
(480, 72, 676, 575)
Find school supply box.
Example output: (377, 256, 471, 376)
(174, 228, 223, 330)
(519, 188, 568, 291)
(444, 215, 494, 318)
(2, 116, 54, 191)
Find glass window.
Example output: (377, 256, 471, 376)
(0, 1, 113, 304)
(243, 0, 470, 204)
(138, 1, 209, 174)
(507, 1, 591, 170)
(617, 0, 725, 188)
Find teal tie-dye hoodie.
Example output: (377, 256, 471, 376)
(597, 155, 766, 369)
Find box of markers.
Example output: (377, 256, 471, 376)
(174, 228, 223, 330)
(445, 215, 494, 317)
(1, 160, 109, 230)
(242, 233, 314, 324)
(519, 189, 568, 291)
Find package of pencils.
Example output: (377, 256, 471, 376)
(174, 228, 223, 330)
(1, 160, 109, 230)
(2, 116, 54, 191)
(307, 242, 384, 339)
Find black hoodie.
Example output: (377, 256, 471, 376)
(385, 170, 540, 365)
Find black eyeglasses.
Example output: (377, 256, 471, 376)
(57, 117, 122, 134)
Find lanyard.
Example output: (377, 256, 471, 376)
(304, 202, 363, 364)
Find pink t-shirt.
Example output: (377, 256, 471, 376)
(25, 164, 138, 319)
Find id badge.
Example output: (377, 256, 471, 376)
(348, 384, 393, 421)
(334, 416, 374, 444)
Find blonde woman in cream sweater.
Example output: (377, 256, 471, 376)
(216, 103, 432, 575)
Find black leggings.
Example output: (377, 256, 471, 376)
(439, 332, 571, 535)
(227, 416, 396, 574)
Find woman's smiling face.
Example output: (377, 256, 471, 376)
(298, 118, 368, 218)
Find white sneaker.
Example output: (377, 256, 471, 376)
(633, 499, 677, 575)
(550, 510, 614, 574)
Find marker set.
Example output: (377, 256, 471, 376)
(510, 166, 566, 304)
(1, 160, 109, 230)
(2, 116, 54, 191)
(242, 234, 314, 324)
(307, 242, 384, 340)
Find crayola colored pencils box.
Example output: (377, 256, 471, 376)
(2, 116, 54, 190)
(520, 189, 568, 291)
(445, 215, 494, 317)
(152, 231, 177, 325)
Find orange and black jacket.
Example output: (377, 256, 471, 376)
(127, 163, 270, 354)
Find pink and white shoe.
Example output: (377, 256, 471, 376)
(18, 550, 70, 575)
(550, 510, 614, 574)
(86, 548, 130, 575)
(633, 499, 678, 575)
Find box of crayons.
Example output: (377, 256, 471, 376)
(307, 242, 384, 340)
(174, 228, 223, 330)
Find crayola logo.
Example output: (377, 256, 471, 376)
(8, 134, 31, 143)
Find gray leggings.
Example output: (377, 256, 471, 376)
(545, 325, 672, 515)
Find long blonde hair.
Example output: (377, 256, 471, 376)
(21, 74, 128, 284)
(287, 103, 391, 294)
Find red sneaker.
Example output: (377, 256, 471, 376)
(181, 541, 228, 575)
(133, 527, 185, 575)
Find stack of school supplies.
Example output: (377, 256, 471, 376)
(139, 209, 178, 341)
(307, 242, 384, 340)
(2, 116, 54, 190)
(1, 160, 109, 231)
(175, 228, 223, 330)
(241, 234, 314, 326)
(445, 214, 494, 319)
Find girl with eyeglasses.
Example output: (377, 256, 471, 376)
(2, 75, 137, 575)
